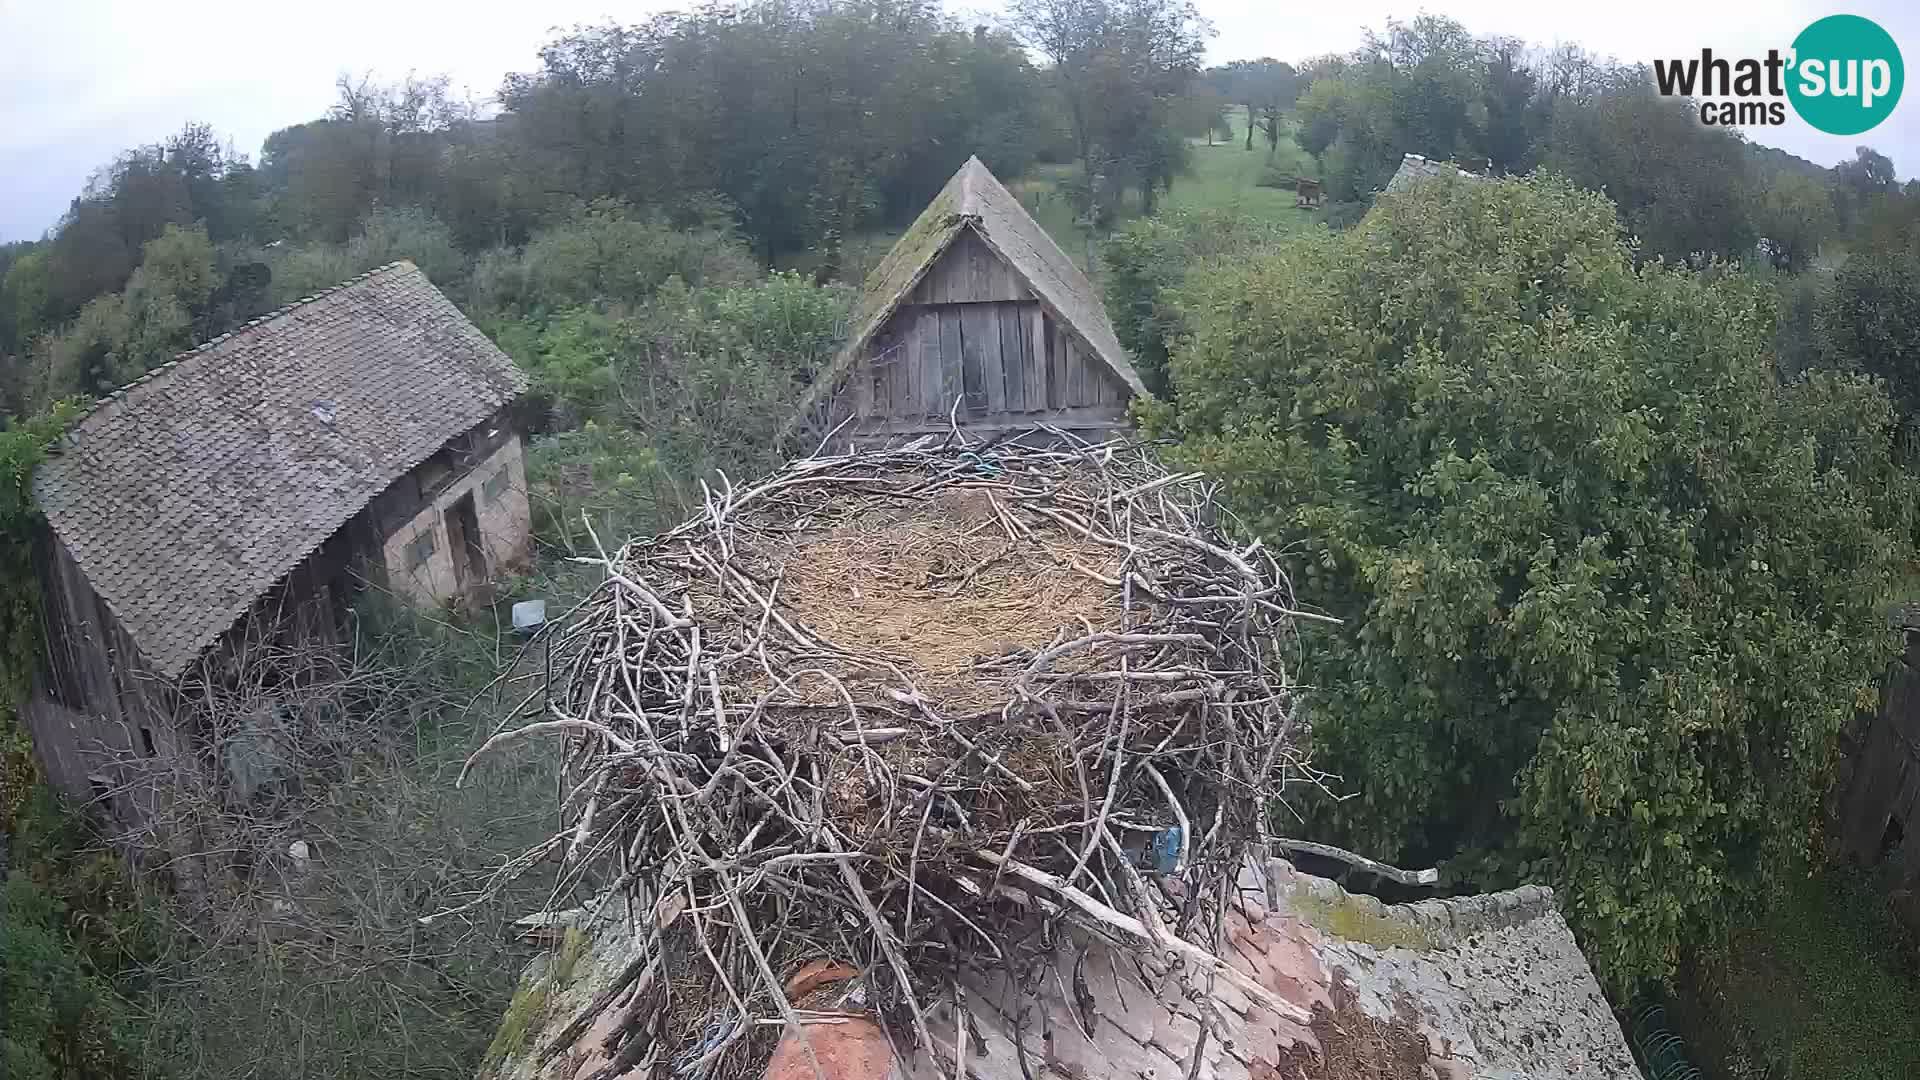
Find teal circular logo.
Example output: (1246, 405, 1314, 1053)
(1788, 15, 1903, 135)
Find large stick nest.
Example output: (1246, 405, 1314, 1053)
(508, 432, 1319, 1079)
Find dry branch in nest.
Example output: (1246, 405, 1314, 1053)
(466, 429, 1323, 1080)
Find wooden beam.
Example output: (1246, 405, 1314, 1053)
(999, 301, 1027, 413)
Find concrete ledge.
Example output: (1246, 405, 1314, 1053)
(1270, 856, 1557, 947)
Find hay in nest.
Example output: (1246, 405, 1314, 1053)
(467, 430, 1325, 1080)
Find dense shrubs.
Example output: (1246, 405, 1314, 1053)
(1814, 247, 1920, 430)
(1102, 208, 1305, 394)
(514, 272, 851, 546)
(262, 206, 467, 305)
(1146, 173, 1913, 988)
(2, 788, 160, 1080)
(472, 207, 759, 315)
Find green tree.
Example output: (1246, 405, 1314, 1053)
(1480, 37, 1539, 174)
(1754, 170, 1837, 271)
(473, 204, 757, 316)
(1, 873, 137, 1079)
(1009, 0, 1212, 213)
(1145, 173, 1911, 988)
(1815, 246, 1920, 428)
(33, 224, 216, 403)
(1208, 58, 1296, 151)
(1543, 71, 1757, 264)
(498, 4, 1054, 265)
(262, 206, 467, 306)
(1101, 207, 1302, 394)
(1290, 16, 1488, 201)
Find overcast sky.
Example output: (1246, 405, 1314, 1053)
(3, 0, 1917, 243)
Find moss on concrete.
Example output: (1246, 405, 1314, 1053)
(1290, 885, 1433, 951)
(481, 975, 551, 1076)
(477, 925, 595, 1076)
(553, 926, 588, 986)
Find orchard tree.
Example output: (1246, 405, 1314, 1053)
(1210, 58, 1297, 151)
(1009, 0, 1211, 207)
(1145, 173, 1913, 988)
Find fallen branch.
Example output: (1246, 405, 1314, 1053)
(1272, 839, 1441, 886)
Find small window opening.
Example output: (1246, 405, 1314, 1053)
(140, 727, 156, 757)
(483, 468, 511, 503)
(1880, 813, 1906, 862)
(405, 530, 437, 571)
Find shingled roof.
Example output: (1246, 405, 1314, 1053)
(1381, 152, 1487, 195)
(35, 261, 526, 678)
(801, 156, 1145, 417)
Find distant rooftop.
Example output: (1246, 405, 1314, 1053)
(1382, 152, 1488, 196)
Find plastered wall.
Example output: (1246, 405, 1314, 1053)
(379, 434, 531, 606)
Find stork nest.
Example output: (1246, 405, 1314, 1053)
(478, 431, 1323, 1080)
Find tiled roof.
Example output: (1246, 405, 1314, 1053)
(504, 857, 1637, 1080)
(798, 156, 1146, 421)
(1382, 152, 1487, 195)
(35, 261, 526, 678)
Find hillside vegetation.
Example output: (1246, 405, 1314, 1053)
(6, 5, 1920, 1079)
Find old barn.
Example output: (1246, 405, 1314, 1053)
(24, 261, 531, 837)
(797, 156, 1145, 446)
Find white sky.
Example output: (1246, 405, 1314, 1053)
(2, 0, 1917, 242)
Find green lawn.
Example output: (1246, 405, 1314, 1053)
(805, 109, 1323, 284)
(1007, 108, 1324, 275)
(1162, 110, 1320, 223)
(1673, 868, 1920, 1079)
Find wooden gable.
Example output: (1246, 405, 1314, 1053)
(850, 228, 1131, 439)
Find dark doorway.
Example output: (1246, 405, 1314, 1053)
(1882, 813, 1907, 863)
(443, 493, 487, 590)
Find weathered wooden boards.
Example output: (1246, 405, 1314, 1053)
(851, 227, 1129, 435)
(859, 300, 1123, 423)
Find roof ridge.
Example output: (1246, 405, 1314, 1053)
(70, 261, 417, 427)
(957, 155, 983, 216)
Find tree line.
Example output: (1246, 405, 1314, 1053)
(13, 1, 1920, 1073)
(1183, 14, 1911, 272)
(0, 0, 1223, 418)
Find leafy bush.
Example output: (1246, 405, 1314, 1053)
(2, 872, 141, 1079)
(2, 785, 161, 1080)
(1253, 163, 1295, 190)
(266, 206, 466, 304)
(526, 422, 680, 553)
(481, 206, 758, 315)
(2, 407, 75, 829)
(32, 225, 217, 403)
(1146, 173, 1914, 988)
(518, 273, 847, 550)
(1815, 247, 1920, 429)
(486, 306, 623, 430)
(1102, 209, 1307, 394)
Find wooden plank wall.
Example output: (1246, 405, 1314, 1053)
(853, 230, 1130, 432)
(1834, 639, 1920, 884)
(28, 529, 175, 827)
(907, 230, 1023, 305)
